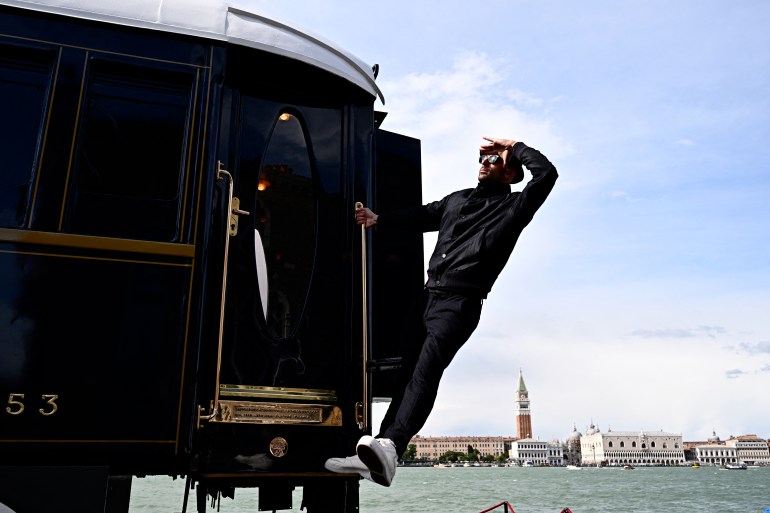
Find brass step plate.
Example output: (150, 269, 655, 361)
(219, 384, 337, 402)
(210, 400, 342, 426)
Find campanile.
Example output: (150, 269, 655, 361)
(514, 368, 532, 439)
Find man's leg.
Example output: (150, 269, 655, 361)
(376, 289, 429, 437)
(328, 291, 482, 486)
(380, 291, 482, 454)
(325, 291, 428, 482)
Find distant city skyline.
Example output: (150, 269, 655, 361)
(404, 369, 768, 444)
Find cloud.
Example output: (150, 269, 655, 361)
(761, 364, 770, 373)
(609, 190, 639, 202)
(675, 138, 695, 146)
(737, 341, 770, 355)
(378, 50, 572, 156)
(725, 369, 746, 379)
(628, 326, 727, 339)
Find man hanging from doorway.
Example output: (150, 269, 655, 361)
(326, 135, 558, 486)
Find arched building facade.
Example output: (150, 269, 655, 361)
(581, 428, 685, 466)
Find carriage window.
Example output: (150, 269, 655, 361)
(255, 112, 316, 338)
(0, 44, 55, 228)
(64, 58, 194, 241)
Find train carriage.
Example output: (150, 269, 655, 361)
(0, 1, 423, 511)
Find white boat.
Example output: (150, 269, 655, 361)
(566, 465, 581, 470)
(522, 460, 534, 467)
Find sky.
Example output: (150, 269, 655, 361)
(251, 0, 770, 443)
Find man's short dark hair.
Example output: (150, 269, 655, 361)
(506, 155, 524, 184)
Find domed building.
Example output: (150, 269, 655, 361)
(564, 424, 582, 465)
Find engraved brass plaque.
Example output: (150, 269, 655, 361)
(210, 401, 342, 426)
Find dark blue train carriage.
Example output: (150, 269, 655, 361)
(0, 1, 423, 511)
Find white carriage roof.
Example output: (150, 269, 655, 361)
(1, 0, 384, 103)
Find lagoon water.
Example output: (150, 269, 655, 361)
(129, 466, 770, 513)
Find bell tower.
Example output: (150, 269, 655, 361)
(514, 368, 532, 439)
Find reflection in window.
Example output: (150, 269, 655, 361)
(255, 112, 316, 339)
(0, 44, 54, 227)
(65, 59, 194, 241)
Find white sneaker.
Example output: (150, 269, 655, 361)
(356, 436, 397, 487)
(324, 455, 372, 481)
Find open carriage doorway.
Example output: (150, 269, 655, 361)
(217, 94, 350, 411)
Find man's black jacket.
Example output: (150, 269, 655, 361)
(376, 142, 558, 298)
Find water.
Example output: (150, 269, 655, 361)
(129, 466, 770, 512)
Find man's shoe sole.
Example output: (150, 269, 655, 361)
(356, 442, 391, 487)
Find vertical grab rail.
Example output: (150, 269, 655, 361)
(199, 162, 249, 426)
(354, 201, 368, 432)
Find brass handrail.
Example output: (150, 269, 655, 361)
(355, 201, 368, 431)
(199, 162, 249, 424)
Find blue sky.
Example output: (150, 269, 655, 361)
(253, 0, 770, 443)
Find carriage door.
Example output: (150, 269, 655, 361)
(206, 94, 349, 445)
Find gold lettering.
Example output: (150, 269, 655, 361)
(39, 394, 58, 416)
(6, 393, 24, 415)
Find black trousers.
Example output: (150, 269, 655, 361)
(376, 289, 483, 454)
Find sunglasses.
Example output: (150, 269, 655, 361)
(479, 154, 503, 165)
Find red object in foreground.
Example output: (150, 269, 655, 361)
(478, 502, 516, 513)
(478, 504, 573, 513)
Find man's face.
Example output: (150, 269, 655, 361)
(478, 154, 512, 184)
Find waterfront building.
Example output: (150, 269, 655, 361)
(514, 368, 532, 439)
(695, 444, 738, 466)
(509, 438, 563, 466)
(683, 430, 722, 462)
(685, 430, 769, 466)
(725, 434, 770, 465)
(409, 435, 515, 461)
(580, 427, 685, 466)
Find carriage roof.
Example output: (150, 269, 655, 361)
(1, 0, 384, 102)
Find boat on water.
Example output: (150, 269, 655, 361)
(623, 465, 635, 470)
(522, 460, 535, 467)
(565, 465, 582, 470)
(723, 463, 748, 470)
(691, 464, 700, 468)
